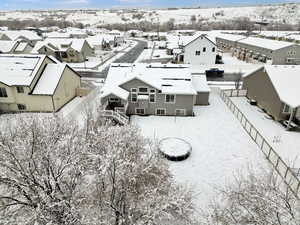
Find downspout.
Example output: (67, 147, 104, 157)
(51, 95, 55, 112)
(287, 107, 295, 130)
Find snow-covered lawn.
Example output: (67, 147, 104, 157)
(231, 97, 300, 168)
(222, 52, 256, 65)
(131, 90, 269, 209)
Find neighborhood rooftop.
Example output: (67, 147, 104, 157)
(101, 63, 199, 100)
(245, 65, 300, 108)
(238, 36, 296, 50)
(0, 54, 46, 86)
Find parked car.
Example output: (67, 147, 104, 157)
(205, 68, 224, 77)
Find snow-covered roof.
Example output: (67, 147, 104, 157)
(32, 64, 66, 95)
(1, 30, 42, 41)
(238, 37, 296, 51)
(32, 38, 89, 54)
(264, 65, 300, 108)
(45, 32, 71, 39)
(0, 40, 18, 53)
(0, 54, 46, 86)
(101, 63, 198, 101)
(192, 75, 211, 93)
(216, 33, 247, 42)
(15, 42, 28, 52)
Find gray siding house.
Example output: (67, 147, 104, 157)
(100, 63, 210, 116)
(216, 34, 300, 64)
(243, 65, 300, 123)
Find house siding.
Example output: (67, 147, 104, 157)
(184, 36, 216, 65)
(243, 68, 285, 120)
(120, 78, 194, 116)
(195, 92, 209, 105)
(52, 66, 81, 111)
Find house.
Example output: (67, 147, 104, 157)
(0, 40, 32, 54)
(0, 54, 81, 113)
(216, 34, 300, 64)
(171, 34, 217, 65)
(0, 30, 43, 46)
(31, 39, 94, 63)
(181, 34, 217, 65)
(243, 65, 300, 124)
(100, 63, 210, 116)
(86, 35, 116, 50)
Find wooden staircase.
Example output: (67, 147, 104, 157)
(102, 110, 129, 125)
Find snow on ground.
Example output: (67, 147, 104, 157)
(222, 52, 257, 65)
(135, 48, 172, 63)
(131, 90, 269, 210)
(231, 97, 300, 168)
(4, 4, 299, 25)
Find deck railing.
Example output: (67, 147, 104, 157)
(102, 110, 129, 125)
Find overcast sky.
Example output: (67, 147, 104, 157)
(0, 0, 290, 10)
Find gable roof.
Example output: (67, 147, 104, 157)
(32, 38, 91, 54)
(184, 34, 217, 48)
(264, 65, 300, 108)
(32, 64, 66, 95)
(0, 54, 47, 86)
(0, 40, 19, 53)
(1, 30, 42, 41)
(238, 37, 297, 51)
(100, 63, 197, 101)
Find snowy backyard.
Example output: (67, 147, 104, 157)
(231, 97, 300, 168)
(131, 90, 269, 210)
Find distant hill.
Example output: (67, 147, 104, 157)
(0, 3, 299, 26)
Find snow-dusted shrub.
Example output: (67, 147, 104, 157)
(202, 168, 300, 225)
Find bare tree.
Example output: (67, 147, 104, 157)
(0, 112, 196, 225)
(81, 115, 196, 225)
(0, 115, 86, 225)
(201, 167, 300, 225)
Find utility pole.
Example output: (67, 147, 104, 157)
(157, 17, 160, 41)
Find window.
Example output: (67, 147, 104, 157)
(150, 89, 156, 93)
(203, 47, 206, 52)
(131, 88, 137, 93)
(195, 51, 201, 56)
(175, 109, 185, 116)
(149, 93, 155, 103)
(17, 104, 26, 110)
(136, 108, 145, 115)
(109, 97, 120, 102)
(282, 103, 290, 113)
(16, 86, 24, 93)
(138, 87, 148, 93)
(156, 108, 166, 115)
(131, 93, 137, 102)
(212, 47, 215, 52)
(165, 94, 175, 103)
(0, 87, 7, 97)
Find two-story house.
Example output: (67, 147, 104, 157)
(100, 63, 210, 116)
(31, 39, 94, 63)
(0, 54, 81, 113)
